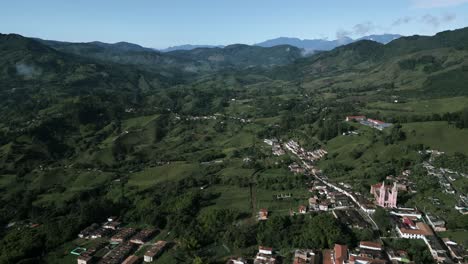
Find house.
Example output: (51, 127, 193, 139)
(366, 118, 392, 130)
(348, 255, 387, 264)
(144, 240, 167, 263)
(350, 241, 387, 263)
(90, 228, 110, 239)
(227, 257, 247, 264)
(129, 229, 156, 244)
(111, 228, 137, 243)
(345, 116, 366, 122)
(103, 221, 121, 230)
(319, 201, 330, 211)
(77, 255, 93, 264)
(386, 249, 411, 263)
(122, 255, 141, 264)
(397, 222, 433, 239)
(293, 249, 317, 264)
(425, 213, 446, 232)
(99, 242, 135, 264)
(254, 246, 276, 264)
(390, 208, 422, 219)
(259, 246, 273, 255)
(298, 205, 307, 214)
(258, 209, 269, 221)
(78, 223, 99, 239)
(359, 241, 382, 251)
(308, 197, 319, 211)
(333, 244, 348, 264)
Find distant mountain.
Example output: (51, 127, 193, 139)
(37, 38, 302, 72)
(356, 34, 402, 44)
(165, 44, 303, 69)
(261, 28, 468, 97)
(160, 44, 224, 52)
(255, 34, 402, 53)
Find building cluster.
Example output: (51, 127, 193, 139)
(333, 209, 372, 230)
(143, 240, 168, 262)
(98, 242, 136, 264)
(180, 113, 252, 124)
(348, 241, 388, 264)
(264, 138, 285, 156)
(345, 115, 392, 131)
(422, 160, 468, 215)
(227, 241, 447, 264)
(293, 249, 318, 264)
(442, 238, 468, 262)
(185, 115, 218, 121)
(384, 170, 417, 193)
(289, 162, 306, 174)
(426, 213, 447, 232)
(78, 223, 113, 239)
(254, 246, 277, 264)
(307, 181, 354, 212)
(423, 161, 456, 194)
(388, 209, 458, 263)
(75, 216, 168, 264)
(284, 140, 327, 164)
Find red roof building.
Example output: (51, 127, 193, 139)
(334, 244, 348, 264)
(345, 116, 366, 122)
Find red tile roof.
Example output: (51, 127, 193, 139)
(334, 244, 348, 264)
(322, 250, 333, 264)
(368, 118, 385, 125)
(359, 241, 382, 250)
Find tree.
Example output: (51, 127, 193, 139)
(373, 207, 392, 234)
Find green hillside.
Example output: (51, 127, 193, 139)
(0, 28, 467, 263)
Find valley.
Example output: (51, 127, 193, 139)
(0, 26, 468, 264)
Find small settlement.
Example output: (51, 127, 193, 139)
(345, 116, 392, 130)
(225, 139, 468, 264)
(75, 217, 168, 264)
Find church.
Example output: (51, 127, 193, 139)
(370, 182, 398, 208)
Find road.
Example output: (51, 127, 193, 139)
(288, 146, 380, 230)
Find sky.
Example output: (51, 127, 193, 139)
(1, 0, 468, 49)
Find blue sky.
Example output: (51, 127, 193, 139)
(1, 0, 468, 49)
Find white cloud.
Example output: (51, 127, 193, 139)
(353, 22, 376, 35)
(391, 13, 457, 28)
(411, 0, 468, 8)
(392, 16, 413, 26)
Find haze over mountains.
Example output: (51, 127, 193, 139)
(160, 34, 402, 52)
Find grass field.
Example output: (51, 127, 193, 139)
(127, 162, 201, 189)
(367, 97, 468, 115)
(402, 121, 468, 155)
(203, 185, 310, 216)
(122, 114, 160, 130)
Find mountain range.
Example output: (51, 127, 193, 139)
(34, 38, 304, 73)
(158, 34, 402, 53)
